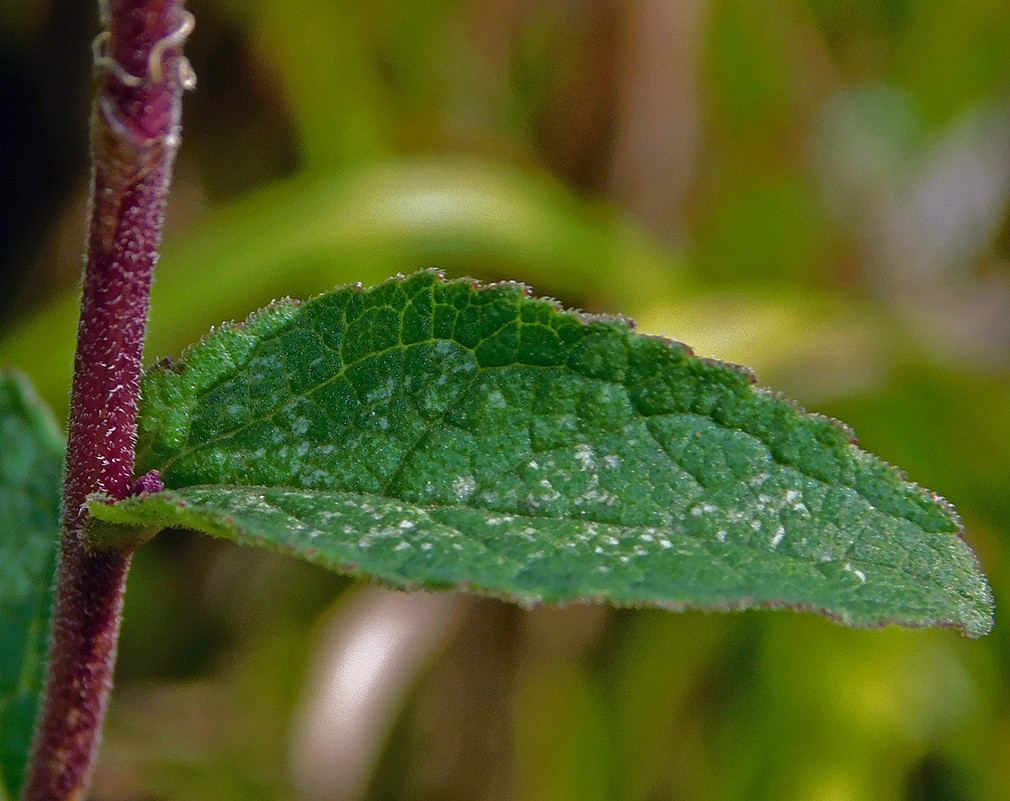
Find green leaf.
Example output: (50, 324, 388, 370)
(0, 370, 63, 801)
(90, 272, 993, 637)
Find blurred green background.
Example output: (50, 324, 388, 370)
(2, 0, 1010, 799)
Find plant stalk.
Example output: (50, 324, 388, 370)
(21, 2, 192, 799)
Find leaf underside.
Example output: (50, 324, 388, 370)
(89, 271, 993, 637)
(0, 371, 63, 801)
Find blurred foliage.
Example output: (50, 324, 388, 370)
(1, 0, 1009, 799)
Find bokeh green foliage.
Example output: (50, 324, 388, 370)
(2, 0, 1009, 798)
(0, 372, 62, 801)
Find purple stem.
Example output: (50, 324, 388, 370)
(22, 2, 191, 799)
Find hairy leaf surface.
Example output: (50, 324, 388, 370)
(89, 272, 993, 636)
(0, 371, 63, 800)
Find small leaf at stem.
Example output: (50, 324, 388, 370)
(0, 371, 63, 800)
(91, 271, 993, 636)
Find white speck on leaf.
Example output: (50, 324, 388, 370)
(844, 563, 867, 583)
(452, 475, 476, 501)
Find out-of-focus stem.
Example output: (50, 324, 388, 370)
(21, 2, 192, 799)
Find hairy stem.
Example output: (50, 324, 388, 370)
(22, 2, 192, 798)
